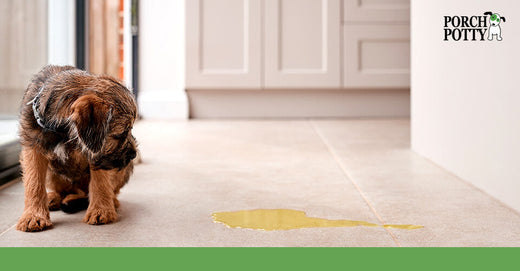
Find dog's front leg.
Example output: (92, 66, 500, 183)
(83, 169, 118, 225)
(16, 147, 52, 231)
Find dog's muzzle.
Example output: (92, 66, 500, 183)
(93, 148, 137, 170)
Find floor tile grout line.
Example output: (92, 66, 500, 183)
(0, 224, 16, 238)
(309, 120, 401, 247)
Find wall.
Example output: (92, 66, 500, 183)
(48, 0, 75, 66)
(138, 0, 187, 119)
(411, 0, 520, 211)
(0, 0, 48, 116)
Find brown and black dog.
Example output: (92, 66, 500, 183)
(16, 65, 138, 232)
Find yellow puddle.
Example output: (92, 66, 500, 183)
(212, 209, 423, 231)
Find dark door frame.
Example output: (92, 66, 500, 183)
(75, 0, 87, 70)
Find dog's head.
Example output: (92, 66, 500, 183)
(70, 76, 137, 170)
(484, 11, 505, 26)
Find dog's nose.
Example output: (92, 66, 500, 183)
(127, 149, 137, 160)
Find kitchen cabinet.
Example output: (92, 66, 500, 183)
(342, 0, 410, 88)
(343, 24, 410, 88)
(264, 0, 341, 88)
(343, 0, 410, 23)
(186, 0, 409, 89)
(186, 0, 262, 88)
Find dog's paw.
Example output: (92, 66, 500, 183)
(16, 213, 52, 232)
(48, 192, 61, 211)
(83, 207, 118, 225)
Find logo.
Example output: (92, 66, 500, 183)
(444, 11, 506, 41)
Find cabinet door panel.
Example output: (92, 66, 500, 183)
(264, 0, 341, 88)
(343, 25, 410, 88)
(344, 0, 410, 23)
(186, 0, 261, 88)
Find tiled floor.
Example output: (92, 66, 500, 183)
(1, 119, 520, 246)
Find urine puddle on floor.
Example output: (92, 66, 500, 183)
(212, 209, 423, 231)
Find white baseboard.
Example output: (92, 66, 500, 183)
(187, 88, 410, 118)
(137, 90, 188, 119)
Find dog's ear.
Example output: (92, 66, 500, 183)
(71, 94, 112, 153)
(484, 11, 493, 16)
(501, 17, 506, 22)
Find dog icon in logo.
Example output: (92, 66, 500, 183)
(484, 11, 506, 41)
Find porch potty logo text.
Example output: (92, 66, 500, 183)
(444, 11, 506, 41)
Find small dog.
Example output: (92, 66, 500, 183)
(16, 65, 138, 232)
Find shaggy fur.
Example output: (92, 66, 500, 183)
(16, 65, 137, 232)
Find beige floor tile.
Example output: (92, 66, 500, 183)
(4, 119, 518, 246)
(0, 120, 396, 247)
(0, 180, 24, 234)
(312, 119, 520, 246)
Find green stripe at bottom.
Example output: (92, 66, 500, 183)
(0, 247, 518, 271)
